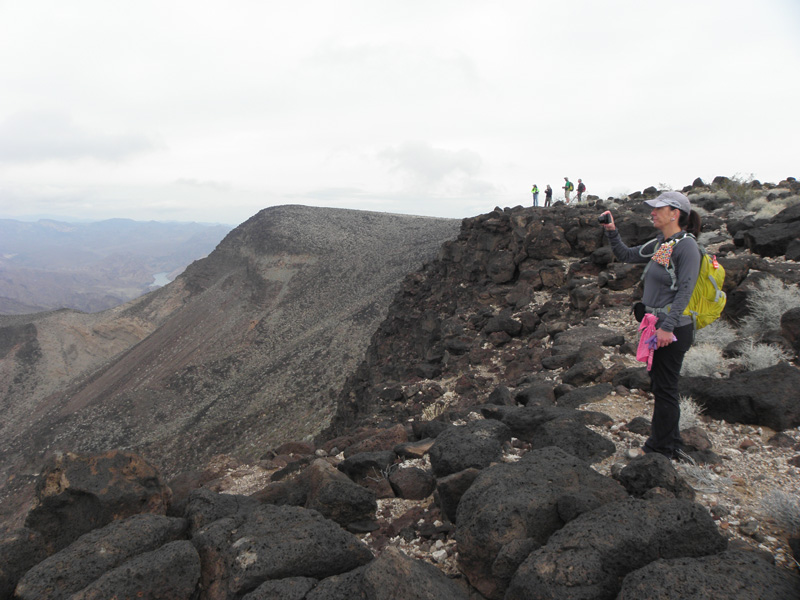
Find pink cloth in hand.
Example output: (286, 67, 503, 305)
(635, 314, 677, 371)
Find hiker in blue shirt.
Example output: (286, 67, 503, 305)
(600, 191, 702, 460)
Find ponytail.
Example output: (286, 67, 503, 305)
(680, 209, 701, 238)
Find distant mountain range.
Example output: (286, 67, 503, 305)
(0, 218, 233, 314)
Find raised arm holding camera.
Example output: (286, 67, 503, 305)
(600, 192, 702, 460)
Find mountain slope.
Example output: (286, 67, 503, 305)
(0, 205, 459, 518)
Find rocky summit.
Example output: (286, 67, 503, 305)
(1, 178, 800, 599)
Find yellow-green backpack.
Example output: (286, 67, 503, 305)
(640, 233, 726, 329)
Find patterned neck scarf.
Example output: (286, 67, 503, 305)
(651, 238, 679, 267)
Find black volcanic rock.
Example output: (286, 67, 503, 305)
(24, 450, 171, 553)
(15, 514, 188, 600)
(616, 452, 696, 500)
(617, 547, 800, 600)
(305, 546, 468, 600)
(680, 362, 800, 431)
(191, 502, 373, 598)
(69, 541, 200, 600)
(0, 527, 48, 600)
(455, 447, 627, 599)
(505, 499, 727, 600)
(428, 420, 512, 477)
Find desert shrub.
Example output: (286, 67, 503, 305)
(735, 339, 790, 371)
(746, 196, 769, 213)
(679, 395, 704, 430)
(712, 173, 759, 207)
(695, 320, 738, 349)
(739, 276, 800, 337)
(761, 491, 800, 537)
(755, 194, 800, 220)
(681, 343, 725, 377)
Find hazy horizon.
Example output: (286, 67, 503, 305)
(1, 1, 798, 225)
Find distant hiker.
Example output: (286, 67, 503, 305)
(544, 184, 553, 207)
(531, 184, 540, 207)
(599, 191, 702, 461)
(576, 179, 586, 202)
(563, 177, 574, 203)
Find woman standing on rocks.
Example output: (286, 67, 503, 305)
(600, 192, 702, 459)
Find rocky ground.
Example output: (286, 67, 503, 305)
(209, 302, 800, 581)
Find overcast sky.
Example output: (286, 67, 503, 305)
(0, 1, 798, 225)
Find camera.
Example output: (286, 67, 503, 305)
(597, 213, 612, 224)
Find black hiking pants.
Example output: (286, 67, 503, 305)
(644, 323, 693, 457)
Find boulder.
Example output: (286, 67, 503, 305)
(743, 223, 800, 257)
(781, 307, 800, 354)
(435, 468, 481, 523)
(487, 251, 516, 283)
(242, 577, 317, 600)
(605, 262, 645, 291)
(24, 450, 171, 552)
(483, 405, 614, 463)
(483, 314, 523, 337)
(410, 420, 449, 440)
(184, 488, 261, 533)
(786, 238, 800, 262)
(617, 546, 800, 599)
(615, 453, 696, 500)
(393, 438, 435, 459)
(505, 498, 727, 600)
(455, 447, 628, 599)
(304, 459, 377, 527)
(428, 420, 511, 477)
(555, 383, 613, 409)
(306, 546, 469, 600)
(612, 367, 651, 391)
(15, 514, 187, 600)
(681, 426, 713, 452)
(528, 417, 616, 463)
(337, 451, 396, 484)
(343, 425, 408, 458)
(69, 540, 200, 600)
(0, 527, 48, 600)
(514, 382, 555, 406)
(191, 503, 373, 599)
(560, 359, 605, 386)
(388, 467, 436, 500)
(680, 362, 800, 431)
(487, 385, 515, 406)
(772, 202, 800, 224)
(626, 416, 651, 436)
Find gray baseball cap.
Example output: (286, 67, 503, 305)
(644, 191, 691, 214)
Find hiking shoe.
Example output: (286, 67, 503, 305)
(672, 448, 697, 465)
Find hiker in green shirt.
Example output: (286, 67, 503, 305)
(531, 184, 540, 207)
(563, 177, 574, 203)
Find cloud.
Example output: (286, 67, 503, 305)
(379, 141, 483, 185)
(174, 178, 232, 192)
(0, 111, 160, 163)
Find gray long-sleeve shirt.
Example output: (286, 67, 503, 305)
(606, 229, 701, 332)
